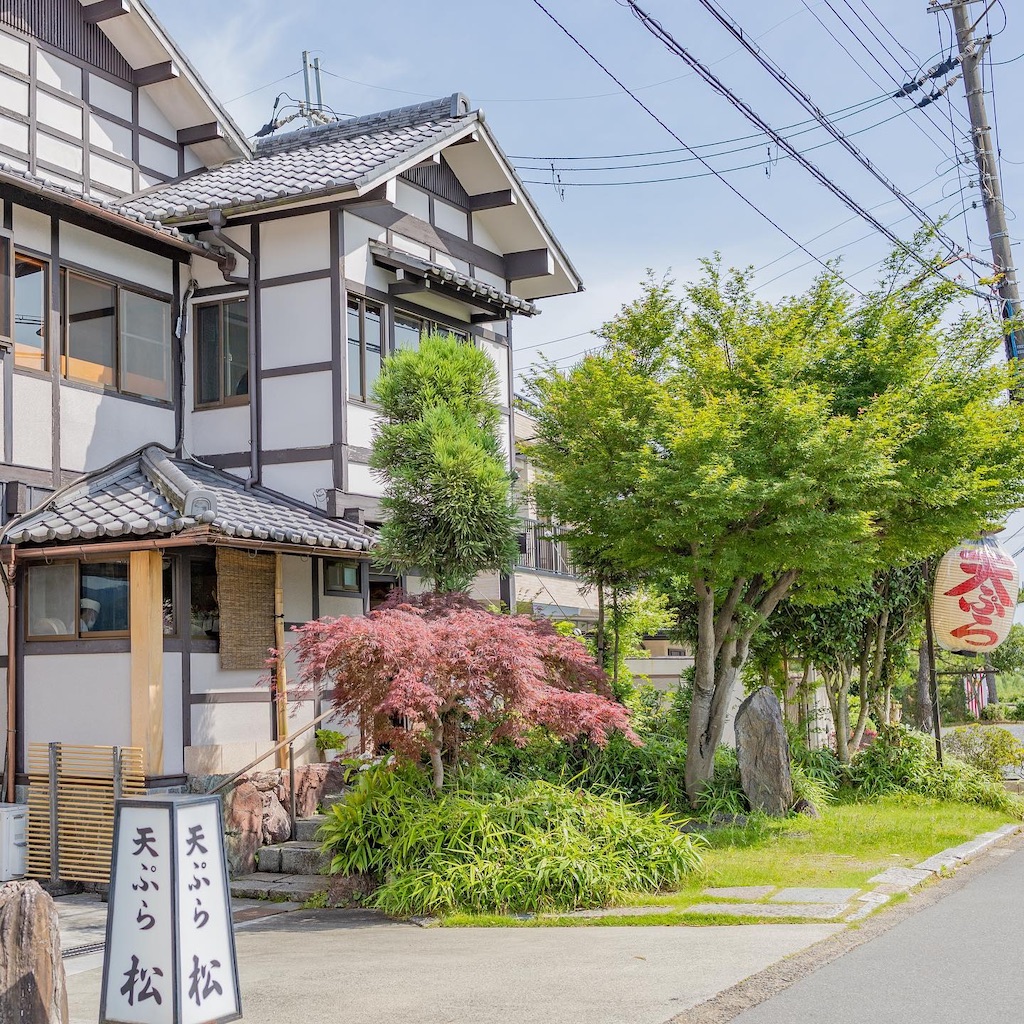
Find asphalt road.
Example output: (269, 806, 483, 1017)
(729, 843, 1024, 1024)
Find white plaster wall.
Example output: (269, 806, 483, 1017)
(345, 462, 380, 498)
(13, 205, 51, 254)
(470, 572, 502, 605)
(23, 652, 131, 748)
(162, 652, 184, 775)
(189, 653, 263, 694)
(189, 702, 271, 746)
(319, 592, 364, 619)
(394, 181, 429, 221)
(345, 404, 378, 449)
(260, 460, 333, 508)
(60, 224, 173, 294)
(190, 407, 250, 457)
(137, 92, 176, 142)
(260, 213, 330, 279)
(260, 280, 332, 368)
(11, 374, 52, 469)
(283, 555, 313, 623)
(480, 338, 510, 406)
(343, 214, 388, 292)
(261, 372, 333, 450)
(60, 387, 174, 472)
(471, 216, 502, 257)
(434, 198, 468, 239)
(515, 572, 598, 616)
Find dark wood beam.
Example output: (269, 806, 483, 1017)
(468, 190, 517, 212)
(471, 312, 509, 324)
(505, 248, 553, 281)
(134, 62, 180, 88)
(83, 0, 131, 23)
(389, 279, 431, 297)
(177, 122, 224, 146)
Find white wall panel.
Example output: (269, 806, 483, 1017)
(320, 592, 364, 618)
(60, 387, 174, 472)
(189, 654, 262, 694)
(260, 213, 330, 278)
(260, 460, 333, 507)
(162, 652, 184, 775)
(190, 703, 271, 746)
(190, 407, 251, 456)
(24, 653, 131, 748)
(0, 72, 28, 114)
(471, 216, 502, 256)
(395, 181, 429, 221)
(89, 74, 132, 120)
(37, 52, 81, 97)
(0, 113, 28, 154)
(345, 403, 377, 449)
(89, 152, 134, 193)
(184, 147, 202, 173)
(11, 374, 52, 468)
(434, 198, 468, 239)
(283, 555, 313, 623)
(0, 31, 29, 74)
(89, 113, 132, 158)
(481, 338, 511, 407)
(14, 205, 51, 253)
(260, 279, 332, 367)
(346, 462, 380, 497)
(475, 267, 507, 292)
(342, 214, 387, 292)
(138, 135, 178, 177)
(36, 131, 82, 174)
(60, 223, 172, 292)
(37, 91, 82, 138)
(138, 91, 176, 141)
(261, 372, 333, 449)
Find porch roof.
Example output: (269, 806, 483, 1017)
(2, 447, 375, 554)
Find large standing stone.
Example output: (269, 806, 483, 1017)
(261, 791, 292, 845)
(734, 687, 793, 816)
(0, 880, 68, 1024)
(223, 781, 263, 875)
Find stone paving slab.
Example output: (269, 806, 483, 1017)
(558, 906, 673, 919)
(705, 886, 776, 900)
(770, 887, 860, 905)
(229, 872, 329, 901)
(846, 891, 890, 922)
(867, 867, 932, 889)
(682, 902, 849, 920)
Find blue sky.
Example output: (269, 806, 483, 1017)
(149, 0, 1023, 376)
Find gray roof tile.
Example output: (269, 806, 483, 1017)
(125, 95, 475, 222)
(3, 447, 376, 554)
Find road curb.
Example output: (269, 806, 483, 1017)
(846, 821, 1022, 921)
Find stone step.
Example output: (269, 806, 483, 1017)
(295, 815, 329, 842)
(229, 873, 329, 902)
(255, 840, 331, 876)
(321, 793, 347, 811)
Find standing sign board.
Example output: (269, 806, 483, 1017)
(100, 795, 241, 1024)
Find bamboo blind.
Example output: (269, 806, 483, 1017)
(27, 744, 146, 884)
(217, 548, 276, 670)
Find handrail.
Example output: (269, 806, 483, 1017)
(209, 705, 340, 796)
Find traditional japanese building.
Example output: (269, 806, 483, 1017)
(0, 0, 582, 800)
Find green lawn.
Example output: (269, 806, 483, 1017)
(444, 796, 1014, 927)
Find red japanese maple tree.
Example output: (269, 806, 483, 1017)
(290, 593, 637, 789)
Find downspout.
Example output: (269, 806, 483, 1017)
(208, 210, 259, 488)
(175, 275, 197, 456)
(3, 545, 15, 803)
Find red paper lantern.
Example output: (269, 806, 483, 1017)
(932, 536, 1020, 653)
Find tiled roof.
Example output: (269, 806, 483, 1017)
(0, 160, 221, 256)
(125, 95, 477, 223)
(368, 240, 538, 317)
(3, 447, 375, 553)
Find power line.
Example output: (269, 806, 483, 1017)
(526, 0, 862, 291)
(621, 1, 986, 295)
(225, 69, 303, 105)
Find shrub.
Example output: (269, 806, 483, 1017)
(849, 725, 1023, 816)
(314, 729, 347, 752)
(943, 726, 1024, 781)
(319, 763, 704, 916)
(790, 762, 835, 814)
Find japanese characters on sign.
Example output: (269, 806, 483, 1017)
(100, 796, 241, 1024)
(932, 536, 1020, 654)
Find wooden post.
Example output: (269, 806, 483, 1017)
(129, 550, 164, 776)
(274, 553, 288, 770)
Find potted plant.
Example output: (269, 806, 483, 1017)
(315, 729, 347, 762)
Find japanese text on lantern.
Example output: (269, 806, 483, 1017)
(943, 547, 1016, 647)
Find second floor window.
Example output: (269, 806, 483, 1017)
(348, 295, 382, 402)
(196, 298, 248, 407)
(13, 254, 47, 372)
(63, 270, 172, 401)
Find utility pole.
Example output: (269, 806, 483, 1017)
(931, 0, 1020, 361)
(302, 49, 314, 128)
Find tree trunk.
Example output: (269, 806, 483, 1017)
(985, 657, 998, 704)
(834, 659, 853, 763)
(596, 582, 606, 669)
(428, 719, 445, 791)
(611, 586, 620, 689)
(916, 641, 933, 731)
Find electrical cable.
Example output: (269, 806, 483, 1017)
(226, 70, 303, 105)
(620, 1, 987, 295)
(526, 0, 864, 292)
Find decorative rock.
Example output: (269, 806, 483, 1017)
(0, 880, 68, 1024)
(262, 791, 292, 845)
(734, 687, 793, 816)
(223, 781, 263, 876)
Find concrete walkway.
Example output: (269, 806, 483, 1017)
(65, 909, 841, 1024)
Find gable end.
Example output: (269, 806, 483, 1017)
(400, 155, 470, 208)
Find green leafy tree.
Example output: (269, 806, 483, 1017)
(527, 256, 1024, 804)
(371, 333, 520, 592)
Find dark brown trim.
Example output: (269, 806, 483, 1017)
(3, 199, 13, 464)
(261, 361, 332, 379)
(134, 62, 180, 88)
(351, 204, 505, 278)
(82, 0, 131, 24)
(468, 190, 517, 211)
(252, 222, 263, 483)
(192, 295, 250, 409)
(199, 446, 334, 469)
(172, 261, 182, 448)
(58, 373, 176, 410)
(179, 554, 192, 748)
(506, 248, 554, 281)
(23, 638, 131, 655)
(0, 462, 57, 486)
(260, 268, 331, 289)
(177, 122, 223, 147)
(347, 445, 372, 465)
(331, 209, 347, 489)
(145, 774, 187, 789)
(49, 215, 59, 487)
(192, 283, 247, 299)
(190, 691, 270, 704)
(57, 255, 173, 302)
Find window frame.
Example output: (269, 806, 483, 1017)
(0, 230, 13, 349)
(323, 559, 362, 596)
(25, 557, 131, 641)
(60, 266, 173, 403)
(11, 249, 49, 374)
(193, 296, 250, 410)
(347, 293, 384, 403)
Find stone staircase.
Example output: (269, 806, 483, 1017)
(230, 795, 345, 902)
